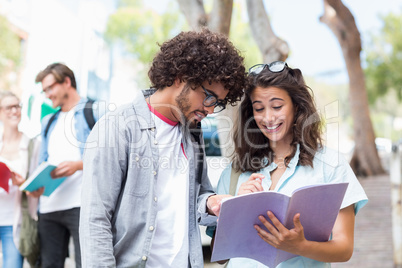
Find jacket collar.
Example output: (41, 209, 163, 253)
(131, 90, 156, 130)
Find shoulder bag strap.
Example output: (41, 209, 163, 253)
(21, 138, 34, 209)
(229, 166, 241, 196)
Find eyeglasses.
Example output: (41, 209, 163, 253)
(0, 103, 22, 113)
(249, 61, 288, 75)
(42, 81, 59, 94)
(201, 85, 226, 113)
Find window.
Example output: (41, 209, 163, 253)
(202, 116, 222, 157)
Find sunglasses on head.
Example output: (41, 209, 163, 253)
(249, 61, 288, 75)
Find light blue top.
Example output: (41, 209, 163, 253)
(213, 145, 368, 268)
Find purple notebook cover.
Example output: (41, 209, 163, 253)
(211, 182, 348, 267)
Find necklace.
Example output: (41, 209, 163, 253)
(273, 149, 292, 169)
(275, 160, 287, 169)
(273, 151, 292, 160)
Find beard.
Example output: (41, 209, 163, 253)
(54, 93, 69, 108)
(175, 84, 201, 129)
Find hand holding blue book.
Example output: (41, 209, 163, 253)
(19, 162, 67, 197)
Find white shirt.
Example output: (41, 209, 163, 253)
(146, 104, 190, 268)
(40, 110, 82, 213)
(0, 157, 23, 226)
(0, 134, 30, 226)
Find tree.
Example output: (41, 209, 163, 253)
(246, 0, 288, 63)
(365, 12, 402, 103)
(177, 0, 289, 64)
(320, 0, 384, 176)
(229, 1, 262, 69)
(177, 0, 233, 35)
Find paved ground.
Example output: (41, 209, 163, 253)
(1, 174, 395, 268)
(332, 174, 394, 268)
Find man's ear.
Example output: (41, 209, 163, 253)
(174, 78, 183, 88)
(174, 79, 188, 94)
(63, 76, 72, 88)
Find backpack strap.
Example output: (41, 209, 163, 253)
(22, 138, 35, 209)
(190, 122, 203, 184)
(44, 110, 60, 138)
(84, 99, 96, 130)
(44, 99, 96, 138)
(229, 166, 241, 196)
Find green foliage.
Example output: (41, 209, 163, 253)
(365, 11, 402, 103)
(104, 0, 187, 87)
(117, 0, 142, 8)
(370, 90, 402, 141)
(105, 0, 186, 64)
(0, 15, 21, 70)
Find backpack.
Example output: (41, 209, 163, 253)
(190, 122, 204, 184)
(44, 99, 96, 138)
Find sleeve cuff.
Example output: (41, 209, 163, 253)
(198, 194, 218, 226)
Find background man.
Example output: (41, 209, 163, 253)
(34, 63, 104, 268)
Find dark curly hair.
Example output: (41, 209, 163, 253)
(232, 65, 323, 172)
(148, 28, 246, 105)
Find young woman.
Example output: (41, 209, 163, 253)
(212, 62, 368, 267)
(0, 91, 40, 267)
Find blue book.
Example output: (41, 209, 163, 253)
(19, 162, 67, 197)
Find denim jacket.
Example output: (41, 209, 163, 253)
(38, 98, 103, 163)
(80, 90, 217, 268)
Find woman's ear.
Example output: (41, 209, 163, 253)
(293, 105, 298, 126)
(293, 104, 299, 116)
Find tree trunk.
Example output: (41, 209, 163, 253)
(320, 0, 384, 176)
(209, 0, 233, 35)
(176, 0, 207, 30)
(176, 0, 233, 35)
(246, 0, 289, 62)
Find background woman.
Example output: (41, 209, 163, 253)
(211, 61, 368, 267)
(0, 91, 40, 267)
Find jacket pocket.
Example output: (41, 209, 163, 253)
(126, 152, 151, 196)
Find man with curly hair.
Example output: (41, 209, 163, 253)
(80, 29, 247, 267)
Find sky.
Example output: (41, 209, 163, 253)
(147, 0, 402, 84)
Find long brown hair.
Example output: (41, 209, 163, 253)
(232, 65, 323, 172)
